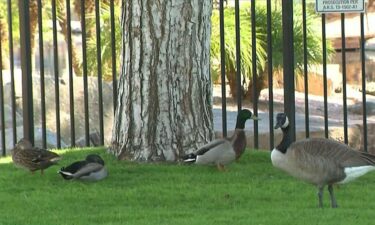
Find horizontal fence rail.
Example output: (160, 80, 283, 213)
(0, 0, 372, 155)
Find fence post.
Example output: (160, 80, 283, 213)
(19, 0, 34, 145)
(282, 0, 296, 141)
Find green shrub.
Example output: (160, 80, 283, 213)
(86, 1, 122, 80)
(210, 3, 333, 99)
(210, 4, 267, 97)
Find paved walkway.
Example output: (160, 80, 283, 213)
(212, 87, 375, 134)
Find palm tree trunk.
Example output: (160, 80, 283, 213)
(73, 0, 95, 37)
(245, 68, 268, 103)
(21, 0, 38, 72)
(56, 0, 82, 76)
(0, 18, 9, 69)
(73, 0, 81, 16)
(29, 0, 38, 57)
(226, 67, 239, 99)
(73, 0, 96, 76)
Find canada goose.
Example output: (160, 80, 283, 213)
(271, 113, 375, 208)
(11, 138, 61, 175)
(182, 109, 258, 170)
(58, 154, 108, 181)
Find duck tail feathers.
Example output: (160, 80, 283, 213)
(182, 153, 196, 163)
(59, 170, 73, 176)
(58, 169, 74, 180)
(50, 156, 61, 163)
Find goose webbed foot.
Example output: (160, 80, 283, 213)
(328, 185, 338, 208)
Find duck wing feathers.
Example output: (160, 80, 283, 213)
(60, 160, 88, 173)
(195, 139, 228, 156)
(194, 139, 235, 165)
(15, 147, 59, 162)
(33, 148, 60, 162)
(13, 147, 60, 169)
(70, 163, 104, 179)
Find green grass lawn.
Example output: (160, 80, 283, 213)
(1, 148, 375, 225)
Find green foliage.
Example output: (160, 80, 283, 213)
(210, 3, 333, 84)
(86, 1, 121, 80)
(0, 0, 120, 79)
(267, 4, 334, 74)
(0, 1, 19, 54)
(210, 4, 267, 83)
(1, 149, 375, 225)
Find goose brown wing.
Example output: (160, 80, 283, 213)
(347, 151, 375, 166)
(291, 138, 375, 167)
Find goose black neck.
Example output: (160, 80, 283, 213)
(276, 126, 292, 154)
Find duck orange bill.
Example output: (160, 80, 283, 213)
(250, 115, 260, 120)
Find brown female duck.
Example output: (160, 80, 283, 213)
(11, 138, 61, 174)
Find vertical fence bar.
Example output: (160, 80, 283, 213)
(19, 0, 34, 144)
(51, 0, 61, 148)
(0, 28, 5, 156)
(219, 0, 227, 137)
(37, 0, 47, 148)
(282, 0, 295, 141)
(81, 0, 90, 146)
(360, 13, 367, 152)
(251, 0, 258, 148)
(234, 0, 242, 111)
(110, 0, 117, 114)
(95, 0, 104, 146)
(341, 13, 348, 145)
(7, 0, 17, 145)
(302, 0, 309, 138)
(66, 0, 76, 147)
(266, 0, 274, 150)
(322, 14, 329, 138)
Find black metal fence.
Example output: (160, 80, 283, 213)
(0, 0, 118, 155)
(216, 0, 371, 153)
(0, 0, 372, 155)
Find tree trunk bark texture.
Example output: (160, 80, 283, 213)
(110, 0, 214, 162)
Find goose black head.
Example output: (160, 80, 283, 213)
(236, 109, 258, 129)
(274, 113, 289, 129)
(85, 154, 105, 166)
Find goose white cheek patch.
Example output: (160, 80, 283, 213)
(282, 116, 289, 128)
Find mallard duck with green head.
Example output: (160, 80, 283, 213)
(11, 138, 61, 174)
(182, 109, 258, 170)
(58, 154, 108, 181)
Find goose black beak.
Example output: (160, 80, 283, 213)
(274, 123, 281, 129)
